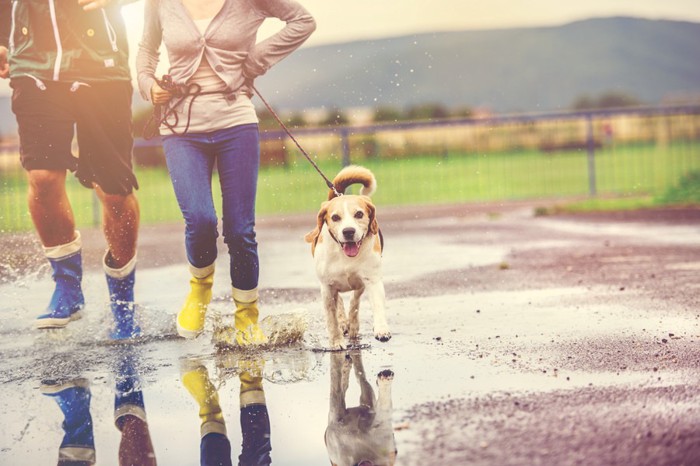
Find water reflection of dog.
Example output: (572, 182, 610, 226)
(40, 347, 156, 466)
(180, 357, 271, 466)
(325, 351, 397, 466)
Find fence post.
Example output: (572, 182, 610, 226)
(586, 114, 597, 196)
(340, 128, 351, 167)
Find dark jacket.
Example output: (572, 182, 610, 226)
(0, 0, 131, 83)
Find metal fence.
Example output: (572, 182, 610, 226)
(1, 105, 699, 232)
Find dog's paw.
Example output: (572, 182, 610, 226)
(329, 338, 347, 351)
(374, 328, 392, 342)
(377, 369, 394, 382)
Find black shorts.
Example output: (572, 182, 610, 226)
(10, 77, 139, 195)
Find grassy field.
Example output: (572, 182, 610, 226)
(0, 140, 698, 232)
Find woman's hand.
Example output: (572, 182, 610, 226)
(78, 0, 111, 12)
(0, 46, 9, 79)
(150, 81, 172, 105)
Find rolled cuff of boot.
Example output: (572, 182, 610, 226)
(201, 420, 227, 438)
(43, 231, 82, 260)
(232, 287, 258, 303)
(114, 404, 148, 430)
(189, 262, 215, 279)
(104, 251, 137, 279)
(240, 388, 266, 407)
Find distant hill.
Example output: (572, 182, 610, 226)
(255, 16, 700, 113)
(2, 16, 700, 137)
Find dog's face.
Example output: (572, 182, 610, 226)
(305, 195, 378, 257)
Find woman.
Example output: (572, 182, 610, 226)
(136, 0, 315, 344)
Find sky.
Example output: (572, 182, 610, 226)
(1, 0, 699, 95)
(122, 0, 700, 47)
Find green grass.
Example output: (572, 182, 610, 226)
(1, 140, 698, 232)
(541, 169, 700, 214)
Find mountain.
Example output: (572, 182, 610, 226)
(254, 16, 700, 113)
(1, 16, 700, 137)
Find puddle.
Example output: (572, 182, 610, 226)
(1, 211, 698, 464)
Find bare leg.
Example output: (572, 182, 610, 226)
(95, 185, 140, 268)
(27, 170, 75, 247)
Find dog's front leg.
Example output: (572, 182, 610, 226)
(347, 288, 364, 341)
(374, 368, 396, 459)
(351, 351, 375, 410)
(367, 281, 391, 342)
(335, 294, 348, 336)
(322, 287, 346, 350)
(376, 369, 394, 417)
(328, 352, 351, 423)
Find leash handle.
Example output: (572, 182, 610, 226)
(252, 85, 341, 197)
(143, 75, 210, 140)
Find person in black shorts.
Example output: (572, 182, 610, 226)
(0, 0, 141, 339)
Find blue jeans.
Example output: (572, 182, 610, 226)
(163, 124, 260, 291)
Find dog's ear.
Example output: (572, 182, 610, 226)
(304, 202, 328, 254)
(362, 196, 379, 235)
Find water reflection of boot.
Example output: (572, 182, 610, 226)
(239, 360, 271, 466)
(114, 349, 156, 466)
(180, 358, 232, 466)
(41, 378, 95, 465)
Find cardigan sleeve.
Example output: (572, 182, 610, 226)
(135, 0, 163, 101)
(243, 0, 316, 79)
(0, 0, 11, 49)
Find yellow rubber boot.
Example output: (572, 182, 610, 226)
(176, 265, 215, 339)
(180, 360, 227, 438)
(233, 287, 268, 346)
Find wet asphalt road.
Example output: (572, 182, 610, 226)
(1, 202, 699, 466)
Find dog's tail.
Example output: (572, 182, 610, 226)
(328, 165, 377, 200)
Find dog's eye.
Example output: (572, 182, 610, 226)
(331, 214, 341, 222)
(354, 211, 364, 219)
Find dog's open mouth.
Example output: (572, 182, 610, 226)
(341, 240, 362, 257)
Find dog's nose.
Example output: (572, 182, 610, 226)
(342, 227, 355, 240)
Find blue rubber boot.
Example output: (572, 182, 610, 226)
(41, 378, 96, 464)
(105, 253, 140, 341)
(35, 233, 85, 329)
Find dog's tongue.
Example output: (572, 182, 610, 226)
(342, 242, 360, 257)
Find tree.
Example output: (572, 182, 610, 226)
(406, 103, 449, 120)
(373, 106, 403, 123)
(572, 91, 642, 110)
(321, 108, 348, 126)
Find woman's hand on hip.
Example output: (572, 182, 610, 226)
(78, 0, 111, 11)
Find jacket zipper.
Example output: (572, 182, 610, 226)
(9, 0, 17, 53)
(101, 9, 119, 52)
(48, 0, 63, 81)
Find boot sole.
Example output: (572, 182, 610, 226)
(35, 310, 83, 329)
(176, 321, 203, 339)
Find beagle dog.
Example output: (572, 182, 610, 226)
(325, 351, 397, 466)
(305, 165, 391, 350)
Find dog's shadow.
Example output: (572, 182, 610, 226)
(325, 350, 397, 466)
